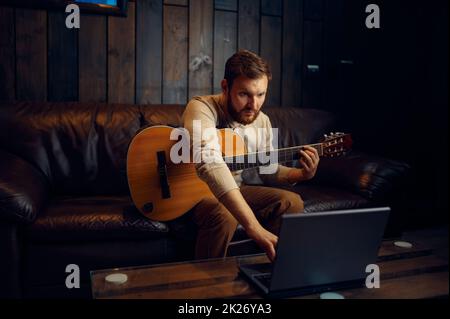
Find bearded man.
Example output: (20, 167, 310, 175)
(182, 50, 319, 261)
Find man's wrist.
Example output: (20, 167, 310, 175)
(287, 168, 303, 184)
(245, 222, 263, 236)
(244, 221, 260, 231)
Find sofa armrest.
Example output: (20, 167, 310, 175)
(0, 150, 48, 224)
(311, 151, 411, 202)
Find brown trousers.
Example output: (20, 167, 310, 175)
(191, 185, 304, 259)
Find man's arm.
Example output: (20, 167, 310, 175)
(219, 189, 278, 261)
(183, 99, 278, 261)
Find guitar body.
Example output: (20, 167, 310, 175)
(127, 126, 246, 221)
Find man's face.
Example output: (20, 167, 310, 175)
(222, 75, 268, 125)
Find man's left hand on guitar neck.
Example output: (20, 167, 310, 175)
(287, 145, 320, 184)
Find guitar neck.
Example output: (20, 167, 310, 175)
(223, 143, 324, 172)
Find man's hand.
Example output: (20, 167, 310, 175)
(246, 225, 278, 262)
(287, 145, 320, 184)
(299, 145, 320, 180)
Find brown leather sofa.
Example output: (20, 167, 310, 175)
(0, 102, 410, 298)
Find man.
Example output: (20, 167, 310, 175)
(182, 50, 319, 261)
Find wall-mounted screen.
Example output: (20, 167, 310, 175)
(0, 0, 129, 16)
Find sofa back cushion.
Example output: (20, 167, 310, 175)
(0, 102, 137, 195)
(0, 102, 336, 195)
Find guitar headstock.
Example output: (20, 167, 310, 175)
(321, 132, 353, 158)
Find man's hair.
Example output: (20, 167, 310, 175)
(224, 50, 272, 88)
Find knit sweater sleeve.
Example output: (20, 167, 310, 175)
(182, 98, 239, 199)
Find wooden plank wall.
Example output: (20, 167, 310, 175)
(108, 1, 136, 104)
(15, 8, 47, 101)
(48, 11, 78, 101)
(213, 4, 237, 94)
(189, 0, 213, 98)
(163, 3, 188, 103)
(0, 0, 330, 109)
(136, 0, 162, 104)
(0, 7, 15, 101)
(282, 0, 303, 107)
(79, 14, 107, 102)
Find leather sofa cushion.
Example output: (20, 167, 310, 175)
(292, 185, 371, 212)
(264, 107, 336, 148)
(0, 102, 141, 196)
(0, 150, 48, 224)
(311, 151, 411, 202)
(26, 196, 170, 242)
(141, 104, 186, 127)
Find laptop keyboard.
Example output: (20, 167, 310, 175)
(253, 273, 272, 288)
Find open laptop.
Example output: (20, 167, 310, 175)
(239, 207, 390, 298)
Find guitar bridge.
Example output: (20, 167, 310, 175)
(157, 151, 171, 199)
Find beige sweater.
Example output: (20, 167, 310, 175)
(182, 94, 294, 199)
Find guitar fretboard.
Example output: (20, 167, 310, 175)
(223, 143, 323, 172)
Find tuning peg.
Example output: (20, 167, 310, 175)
(324, 134, 328, 138)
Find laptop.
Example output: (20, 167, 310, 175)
(238, 207, 390, 298)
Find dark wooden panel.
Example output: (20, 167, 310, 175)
(164, 0, 187, 6)
(261, 0, 281, 16)
(215, 0, 237, 11)
(79, 14, 107, 102)
(108, 1, 135, 104)
(238, 0, 259, 53)
(48, 11, 78, 101)
(137, 0, 162, 104)
(15, 9, 47, 101)
(282, 0, 303, 107)
(0, 7, 15, 101)
(213, 10, 237, 93)
(302, 20, 322, 108)
(304, 0, 323, 20)
(189, 0, 213, 99)
(260, 16, 282, 106)
(322, 0, 344, 111)
(163, 5, 188, 104)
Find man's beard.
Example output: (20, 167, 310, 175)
(227, 94, 260, 125)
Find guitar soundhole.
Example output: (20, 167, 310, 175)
(142, 202, 154, 213)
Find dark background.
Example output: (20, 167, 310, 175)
(0, 0, 448, 230)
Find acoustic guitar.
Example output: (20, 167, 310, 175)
(127, 126, 352, 221)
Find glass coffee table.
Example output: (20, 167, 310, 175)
(91, 235, 448, 299)
(90, 254, 268, 299)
